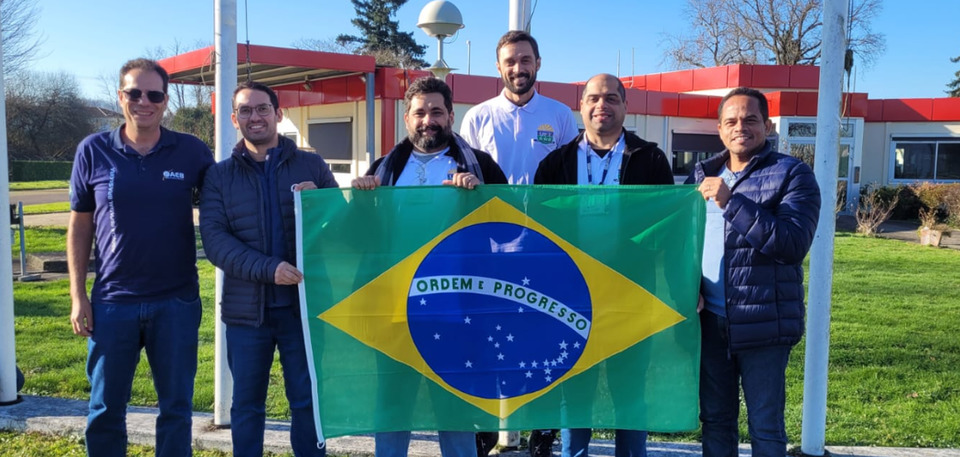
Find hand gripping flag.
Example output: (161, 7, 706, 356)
(295, 185, 704, 440)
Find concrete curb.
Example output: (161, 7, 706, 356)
(2, 396, 959, 457)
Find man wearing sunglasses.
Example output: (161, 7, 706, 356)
(68, 58, 214, 457)
(199, 81, 338, 457)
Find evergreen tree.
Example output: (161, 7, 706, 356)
(336, 0, 427, 68)
(947, 56, 960, 98)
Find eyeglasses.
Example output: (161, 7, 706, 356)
(122, 89, 166, 103)
(235, 104, 275, 119)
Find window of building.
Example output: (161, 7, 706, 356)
(892, 137, 960, 181)
(671, 133, 725, 176)
(307, 118, 353, 174)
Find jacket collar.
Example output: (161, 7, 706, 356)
(698, 140, 774, 179)
(231, 135, 298, 162)
(558, 128, 658, 183)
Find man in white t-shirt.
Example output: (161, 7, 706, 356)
(460, 31, 579, 185)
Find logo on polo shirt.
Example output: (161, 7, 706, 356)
(162, 170, 185, 181)
(536, 124, 556, 145)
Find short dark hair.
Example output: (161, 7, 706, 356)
(119, 58, 170, 93)
(718, 87, 769, 121)
(496, 30, 540, 61)
(583, 74, 626, 103)
(404, 77, 453, 113)
(233, 81, 280, 110)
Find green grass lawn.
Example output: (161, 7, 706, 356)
(0, 431, 293, 456)
(11, 226, 67, 256)
(10, 234, 960, 448)
(8, 180, 70, 191)
(21, 202, 71, 215)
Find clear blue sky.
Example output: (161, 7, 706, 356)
(27, 0, 960, 101)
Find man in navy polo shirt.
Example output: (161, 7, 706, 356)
(68, 58, 214, 457)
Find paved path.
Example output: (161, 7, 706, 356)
(7, 189, 69, 206)
(0, 396, 956, 457)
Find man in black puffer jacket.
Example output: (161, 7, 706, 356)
(687, 87, 820, 457)
(200, 81, 337, 457)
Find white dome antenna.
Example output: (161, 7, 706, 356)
(417, 0, 464, 79)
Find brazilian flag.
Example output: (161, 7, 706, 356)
(295, 185, 704, 440)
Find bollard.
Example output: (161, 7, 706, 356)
(16, 202, 40, 282)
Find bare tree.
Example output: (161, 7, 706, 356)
(5, 71, 95, 160)
(1, 0, 43, 76)
(292, 37, 358, 55)
(663, 0, 885, 69)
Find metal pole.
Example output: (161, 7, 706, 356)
(214, 0, 238, 426)
(801, 0, 847, 454)
(501, 0, 532, 448)
(0, 26, 20, 405)
(617, 50, 621, 78)
(466, 40, 471, 75)
(18, 203, 26, 275)
(508, 0, 531, 31)
(366, 71, 376, 170)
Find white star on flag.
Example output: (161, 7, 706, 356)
(420, 298, 426, 306)
(506, 334, 515, 342)
(464, 316, 471, 324)
(465, 360, 473, 368)
(522, 277, 530, 285)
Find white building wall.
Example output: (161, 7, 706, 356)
(861, 121, 960, 187)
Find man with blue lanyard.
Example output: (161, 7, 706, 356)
(534, 73, 673, 457)
(68, 58, 214, 457)
(352, 76, 507, 457)
(200, 81, 338, 457)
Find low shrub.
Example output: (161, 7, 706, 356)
(9, 160, 73, 182)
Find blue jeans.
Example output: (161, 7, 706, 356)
(226, 306, 324, 457)
(699, 310, 791, 457)
(86, 295, 201, 457)
(562, 429, 647, 457)
(375, 430, 475, 457)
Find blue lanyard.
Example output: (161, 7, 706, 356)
(583, 134, 625, 185)
(586, 153, 614, 185)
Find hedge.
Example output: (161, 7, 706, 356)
(8, 160, 73, 182)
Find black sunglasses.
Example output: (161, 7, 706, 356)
(122, 89, 166, 103)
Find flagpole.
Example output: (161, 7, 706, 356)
(0, 19, 20, 406)
(801, 0, 846, 454)
(213, 0, 238, 427)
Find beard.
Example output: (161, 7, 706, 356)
(411, 124, 453, 151)
(502, 70, 537, 96)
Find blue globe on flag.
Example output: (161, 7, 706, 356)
(408, 222, 592, 399)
